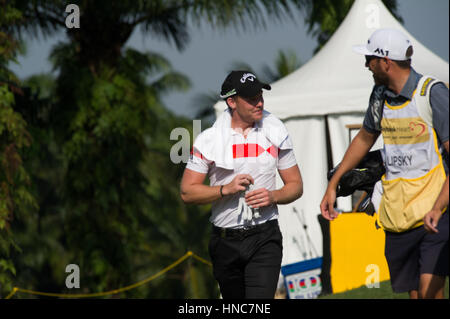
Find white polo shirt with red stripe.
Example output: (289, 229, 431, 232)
(186, 122, 297, 229)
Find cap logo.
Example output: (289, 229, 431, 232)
(219, 88, 237, 99)
(240, 73, 256, 83)
(374, 48, 389, 56)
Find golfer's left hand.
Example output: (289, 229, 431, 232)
(245, 188, 274, 208)
(423, 209, 442, 233)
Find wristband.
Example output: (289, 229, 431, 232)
(220, 185, 224, 198)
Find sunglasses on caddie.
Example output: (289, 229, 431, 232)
(365, 55, 379, 64)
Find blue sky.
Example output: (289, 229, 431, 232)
(9, 0, 449, 118)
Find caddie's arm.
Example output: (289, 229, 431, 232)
(245, 165, 303, 209)
(320, 127, 379, 221)
(180, 169, 254, 205)
(424, 140, 449, 233)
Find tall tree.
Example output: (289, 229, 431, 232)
(0, 0, 38, 297)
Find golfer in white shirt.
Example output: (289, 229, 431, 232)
(180, 70, 303, 299)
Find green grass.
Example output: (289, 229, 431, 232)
(319, 278, 449, 299)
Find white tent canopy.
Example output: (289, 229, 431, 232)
(261, 0, 449, 119)
(213, 0, 449, 266)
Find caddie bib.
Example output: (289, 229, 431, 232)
(377, 86, 446, 232)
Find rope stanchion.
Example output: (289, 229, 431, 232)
(4, 251, 211, 299)
(191, 253, 213, 267)
(5, 287, 18, 300)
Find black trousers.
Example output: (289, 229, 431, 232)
(208, 219, 283, 299)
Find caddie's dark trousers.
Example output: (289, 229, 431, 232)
(208, 219, 283, 299)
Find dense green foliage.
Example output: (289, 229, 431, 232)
(1, 0, 401, 298)
(0, 0, 38, 296)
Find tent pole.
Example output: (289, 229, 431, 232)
(324, 115, 334, 174)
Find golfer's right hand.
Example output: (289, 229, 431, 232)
(223, 174, 254, 196)
(320, 188, 339, 221)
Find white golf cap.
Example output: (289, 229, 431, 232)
(353, 28, 413, 61)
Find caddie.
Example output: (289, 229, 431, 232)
(320, 28, 449, 299)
